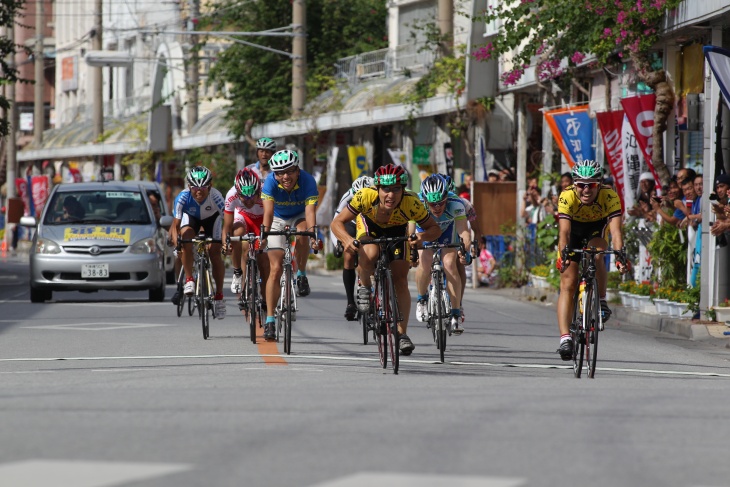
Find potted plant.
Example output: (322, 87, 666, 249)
(633, 282, 654, 312)
(618, 281, 636, 307)
(652, 287, 671, 315)
(711, 298, 730, 323)
(528, 264, 550, 289)
(606, 271, 621, 302)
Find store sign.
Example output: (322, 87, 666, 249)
(19, 113, 33, 132)
(412, 145, 432, 166)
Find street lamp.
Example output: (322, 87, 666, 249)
(84, 50, 133, 68)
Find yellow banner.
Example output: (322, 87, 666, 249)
(348, 146, 368, 182)
(64, 226, 131, 244)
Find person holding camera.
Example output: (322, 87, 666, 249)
(628, 172, 657, 219)
(709, 174, 730, 244)
(650, 179, 685, 227)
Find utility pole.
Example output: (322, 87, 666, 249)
(92, 0, 103, 143)
(437, 0, 453, 57)
(6, 21, 17, 200)
(187, 0, 199, 131)
(33, 0, 44, 146)
(291, 0, 306, 118)
(515, 94, 527, 272)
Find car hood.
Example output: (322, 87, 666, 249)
(39, 224, 156, 246)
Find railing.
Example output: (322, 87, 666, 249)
(334, 42, 435, 87)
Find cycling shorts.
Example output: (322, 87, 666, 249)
(567, 218, 608, 262)
(356, 214, 410, 262)
(181, 212, 222, 241)
(233, 209, 263, 237)
(417, 219, 456, 245)
(267, 213, 307, 250)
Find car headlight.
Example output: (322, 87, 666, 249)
(129, 238, 157, 254)
(36, 238, 61, 254)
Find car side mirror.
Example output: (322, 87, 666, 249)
(19, 216, 37, 227)
(159, 215, 173, 229)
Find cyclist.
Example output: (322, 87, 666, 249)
(260, 149, 321, 340)
(222, 169, 269, 301)
(556, 159, 628, 360)
(413, 174, 472, 334)
(331, 164, 440, 356)
(169, 166, 227, 319)
(331, 175, 374, 321)
(247, 137, 276, 181)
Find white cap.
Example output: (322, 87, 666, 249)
(639, 172, 654, 182)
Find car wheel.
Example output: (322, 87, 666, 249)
(149, 281, 165, 302)
(30, 286, 51, 303)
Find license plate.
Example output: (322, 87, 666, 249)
(81, 263, 109, 278)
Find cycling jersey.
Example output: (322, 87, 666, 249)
(261, 170, 319, 219)
(557, 185, 622, 223)
(335, 191, 354, 217)
(173, 188, 225, 220)
(415, 194, 466, 244)
(347, 187, 429, 228)
(224, 187, 264, 223)
(246, 161, 270, 181)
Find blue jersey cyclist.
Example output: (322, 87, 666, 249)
(246, 136, 276, 182)
(169, 166, 227, 319)
(260, 149, 321, 341)
(412, 174, 472, 334)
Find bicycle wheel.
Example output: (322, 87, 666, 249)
(433, 274, 447, 363)
(570, 286, 584, 378)
(188, 291, 195, 316)
(374, 277, 387, 369)
(246, 261, 257, 344)
(200, 261, 210, 340)
(176, 272, 185, 317)
(427, 284, 437, 343)
(283, 265, 293, 355)
(385, 269, 399, 374)
(360, 310, 369, 345)
(586, 279, 600, 378)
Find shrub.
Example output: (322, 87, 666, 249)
(326, 253, 344, 270)
(530, 264, 550, 278)
(634, 282, 653, 296)
(607, 271, 622, 290)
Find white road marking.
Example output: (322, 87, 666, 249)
(0, 460, 190, 487)
(23, 322, 175, 331)
(311, 472, 526, 487)
(1, 353, 729, 378)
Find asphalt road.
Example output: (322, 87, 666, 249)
(2, 256, 730, 487)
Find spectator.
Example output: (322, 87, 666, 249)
(477, 243, 497, 286)
(521, 177, 544, 225)
(147, 191, 163, 223)
(457, 184, 470, 201)
(487, 169, 500, 182)
(628, 172, 657, 219)
(680, 175, 702, 230)
(499, 167, 516, 181)
(650, 179, 684, 227)
(559, 172, 573, 191)
(710, 174, 730, 239)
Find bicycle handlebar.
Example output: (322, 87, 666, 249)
(352, 233, 416, 248)
(261, 225, 321, 254)
(227, 234, 260, 243)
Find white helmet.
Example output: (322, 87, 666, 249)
(269, 150, 300, 172)
(350, 176, 374, 195)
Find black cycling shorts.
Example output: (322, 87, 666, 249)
(567, 218, 608, 262)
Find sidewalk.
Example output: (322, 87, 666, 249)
(515, 285, 730, 349)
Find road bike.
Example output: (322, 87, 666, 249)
(227, 233, 263, 344)
(264, 226, 319, 355)
(563, 247, 625, 378)
(179, 233, 221, 340)
(354, 234, 414, 375)
(420, 239, 466, 363)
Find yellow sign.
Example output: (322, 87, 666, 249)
(64, 226, 131, 244)
(348, 146, 368, 182)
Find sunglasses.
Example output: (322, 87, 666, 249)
(190, 186, 210, 192)
(274, 167, 298, 177)
(428, 200, 447, 208)
(575, 182, 599, 190)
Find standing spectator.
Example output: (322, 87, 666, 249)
(650, 179, 685, 227)
(487, 169, 500, 182)
(628, 172, 656, 219)
(521, 178, 544, 225)
(559, 172, 573, 191)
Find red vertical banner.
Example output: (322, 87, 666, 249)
(31, 176, 50, 216)
(596, 111, 626, 212)
(620, 94, 660, 183)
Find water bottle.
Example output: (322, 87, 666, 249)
(578, 280, 586, 314)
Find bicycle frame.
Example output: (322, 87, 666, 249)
(228, 233, 263, 343)
(179, 233, 220, 339)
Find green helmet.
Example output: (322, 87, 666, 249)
(571, 160, 603, 180)
(256, 137, 276, 151)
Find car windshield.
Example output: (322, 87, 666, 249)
(43, 190, 151, 225)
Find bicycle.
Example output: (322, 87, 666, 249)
(263, 226, 319, 355)
(227, 233, 263, 344)
(419, 239, 466, 363)
(178, 233, 221, 340)
(354, 234, 415, 375)
(562, 246, 625, 379)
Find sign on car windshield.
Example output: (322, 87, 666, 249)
(63, 226, 132, 243)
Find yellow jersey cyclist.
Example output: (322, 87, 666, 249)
(260, 149, 321, 341)
(169, 166, 227, 319)
(247, 137, 276, 181)
(413, 174, 472, 334)
(331, 164, 441, 356)
(556, 159, 629, 360)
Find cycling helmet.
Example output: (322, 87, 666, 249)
(256, 137, 277, 151)
(187, 166, 212, 187)
(441, 174, 456, 193)
(235, 168, 261, 197)
(421, 174, 448, 203)
(373, 164, 408, 187)
(269, 149, 300, 172)
(571, 160, 603, 180)
(350, 175, 374, 195)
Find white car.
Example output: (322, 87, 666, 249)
(22, 181, 174, 302)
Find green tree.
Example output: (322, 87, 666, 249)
(204, 0, 387, 139)
(0, 0, 25, 137)
(474, 0, 682, 186)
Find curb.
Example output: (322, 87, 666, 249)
(517, 286, 730, 349)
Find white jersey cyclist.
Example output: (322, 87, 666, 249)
(224, 186, 264, 233)
(173, 187, 226, 239)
